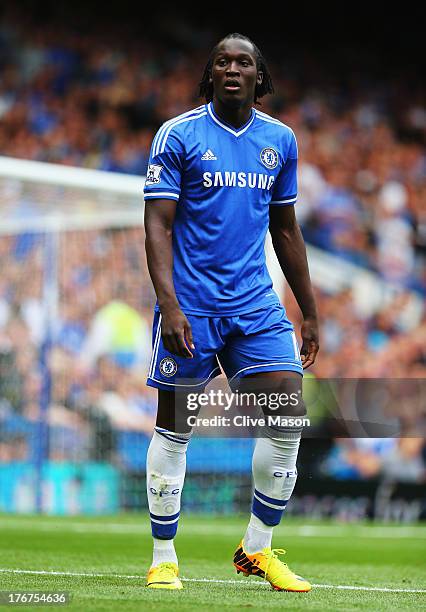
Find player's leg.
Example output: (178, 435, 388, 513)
(145, 311, 223, 589)
(234, 370, 310, 591)
(146, 390, 189, 590)
(241, 371, 303, 554)
(221, 306, 310, 591)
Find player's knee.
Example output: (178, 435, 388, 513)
(286, 396, 306, 418)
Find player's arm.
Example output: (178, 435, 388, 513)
(269, 204, 319, 368)
(144, 199, 194, 358)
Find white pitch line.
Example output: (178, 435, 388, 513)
(0, 568, 425, 594)
(181, 578, 426, 593)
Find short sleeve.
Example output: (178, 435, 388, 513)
(270, 129, 298, 206)
(143, 126, 184, 202)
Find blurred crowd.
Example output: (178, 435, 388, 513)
(322, 437, 425, 483)
(0, 7, 425, 481)
(0, 228, 157, 465)
(0, 7, 424, 291)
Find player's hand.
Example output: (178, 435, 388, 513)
(160, 306, 195, 358)
(300, 316, 319, 369)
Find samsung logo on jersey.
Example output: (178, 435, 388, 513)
(203, 171, 275, 190)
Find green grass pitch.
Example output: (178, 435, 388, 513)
(0, 514, 425, 611)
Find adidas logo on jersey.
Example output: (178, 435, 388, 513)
(201, 149, 217, 160)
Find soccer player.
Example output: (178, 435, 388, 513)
(144, 33, 319, 592)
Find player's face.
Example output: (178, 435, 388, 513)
(210, 39, 263, 107)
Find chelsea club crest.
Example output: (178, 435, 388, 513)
(159, 357, 178, 377)
(260, 147, 279, 169)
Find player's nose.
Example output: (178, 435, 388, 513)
(226, 62, 240, 75)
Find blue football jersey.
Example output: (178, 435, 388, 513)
(144, 102, 298, 315)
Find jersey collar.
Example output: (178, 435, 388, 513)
(207, 102, 255, 137)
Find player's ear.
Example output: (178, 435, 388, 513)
(257, 71, 263, 86)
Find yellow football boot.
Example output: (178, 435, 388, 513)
(234, 540, 311, 592)
(146, 562, 183, 590)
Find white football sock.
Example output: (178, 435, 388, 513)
(244, 425, 301, 553)
(243, 514, 273, 553)
(152, 537, 178, 567)
(146, 427, 191, 567)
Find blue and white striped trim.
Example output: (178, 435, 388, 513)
(291, 331, 301, 362)
(254, 488, 288, 509)
(255, 111, 298, 156)
(252, 489, 288, 526)
(155, 427, 190, 445)
(150, 511, 180, 539)
(149, 511, 180, 524)
(229, 361, 303, 381)
(157, 111, 207, 155)
(148, 366, 221, 387)
(148, 314, 162, 379)
(255, 109, 295, 136)
(255, 109, 286, 127)
(144, 191, 180, 201)
(270, 195, 298, 205)
(208, 103, 255, 137)
(153, 107, 207, 157)
(152, 106, 205, 157)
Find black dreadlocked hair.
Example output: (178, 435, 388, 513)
(198, 33, 274, 104)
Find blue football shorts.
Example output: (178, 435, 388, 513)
(146, 304, 303, 391)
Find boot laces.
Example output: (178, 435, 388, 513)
(264, 548, 287, 580)
(155, 562, 178, 578)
